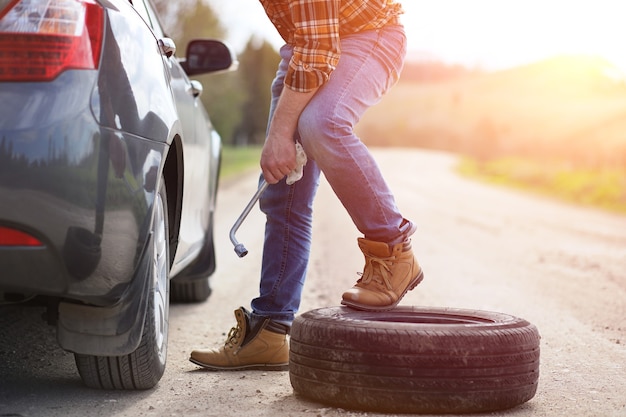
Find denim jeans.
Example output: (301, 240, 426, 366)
(250, 25, 413, 325)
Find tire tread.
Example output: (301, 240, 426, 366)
(289, 306, 540, 414)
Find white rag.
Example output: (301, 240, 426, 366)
(286, 142, 307, 185)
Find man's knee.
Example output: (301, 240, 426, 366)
(298, 104, 349, 156)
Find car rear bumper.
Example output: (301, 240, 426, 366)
(0, 71, 166, 305)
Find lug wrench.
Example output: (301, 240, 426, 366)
(229, 179, 268, 257)
(229, 143, 306, 258)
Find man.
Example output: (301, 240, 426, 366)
(190, 0, 423, 371)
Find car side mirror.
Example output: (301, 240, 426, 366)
(181, 39, 238, 76)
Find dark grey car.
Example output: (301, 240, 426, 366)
(0, 0, 236, 389)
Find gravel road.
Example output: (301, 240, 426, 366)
(1, 148, 625, 417)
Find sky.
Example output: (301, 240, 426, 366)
(208, 0, 626, 72)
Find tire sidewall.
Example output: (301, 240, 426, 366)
(289, 306, 540, 414)
(142, 177, 170, 379)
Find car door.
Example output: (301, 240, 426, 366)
(133, 0, 216, 272)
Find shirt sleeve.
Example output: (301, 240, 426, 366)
(286, 0, 341, 92)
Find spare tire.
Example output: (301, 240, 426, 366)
(289, 306, 540, 414)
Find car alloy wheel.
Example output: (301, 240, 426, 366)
(151, 180, 170, 366)
(75, 176, 170, 390)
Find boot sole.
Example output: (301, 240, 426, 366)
(189, 357, 289, 371)
(341, 269, 424, 312)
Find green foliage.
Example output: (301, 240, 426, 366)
(199, 71, 246, 146)
(358, 56, 626, 215)
(152, 0, 210, 41)
(152, 0, 279, 146)
(233, 40, 280, 146)
(199, 38, 279, 146)
(458, 156, 626, 214)
(220, 145, 262, 179)
(170, 0, 224, 52)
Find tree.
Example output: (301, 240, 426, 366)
(152, 0, 200, 40)
(152, 0, 279, 146)
(153, 0, 242, 143)
(233, 38, 280, 146)
(167, 0, 224, 53)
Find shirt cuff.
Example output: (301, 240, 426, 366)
(285, 56, 335, 92)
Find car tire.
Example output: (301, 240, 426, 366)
(170, 214, 214, 303)
(74, 177, 170, 390)
(170, 276, 211, 303)
(289, 306, 540, 414)
(170, 148, 220, 304)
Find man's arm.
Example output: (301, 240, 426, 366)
(259, 0, 341, 184)
(260, 86, 317, 184)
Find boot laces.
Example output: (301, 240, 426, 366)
(360, 254, 396, 290)
(224, 324, 243, 348)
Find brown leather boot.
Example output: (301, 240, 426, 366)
(341, 237, 424, 311)
(189, 307, 289, 371)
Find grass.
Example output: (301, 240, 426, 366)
(458, 156, 626, 214)
(352, 56, 626, 216)
(220, 145, 262, 180)
(220, 56, 626, 216)
(219, 146, 626, 215)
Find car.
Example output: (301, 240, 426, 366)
(0, 0, 236, 390)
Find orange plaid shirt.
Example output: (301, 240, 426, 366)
(260, 0, 404, 92)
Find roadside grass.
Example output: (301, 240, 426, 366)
(220, 145, 262, 180)
(353, 56, 626, 217)
(220, 146, 626, 215)
(458, 156, 626, 214)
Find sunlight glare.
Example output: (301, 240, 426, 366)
(400, 0, 626, 72)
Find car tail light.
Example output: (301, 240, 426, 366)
(0, 0, 104, 82)
(0, 226, 44, 246)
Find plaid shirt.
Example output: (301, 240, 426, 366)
(260, 0, 404, 92)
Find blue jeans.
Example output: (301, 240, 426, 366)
(251, 25, 413, 325)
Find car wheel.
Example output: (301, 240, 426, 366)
(74, 177, 170, 390)
(170, 208, 216, 304)
(170, 273, 211, 303)
(289, 306, 540, 414)
(170, 149, 220, 304)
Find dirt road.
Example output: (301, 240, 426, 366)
(1, 148, 625, 417)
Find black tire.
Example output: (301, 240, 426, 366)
(170, 146, 220, 304)
(170, 276, 211, 303)
(75, 178, 170, 390)
(289, 306, 540, 414)
(170, 213, 214, 303)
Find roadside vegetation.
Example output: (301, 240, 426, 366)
(358, 56, 626, 214)
(153, 1, 626, 215)
(458, 157, 626, 214)
(220, 146, 261, 180)
(153, 0, 279, 148)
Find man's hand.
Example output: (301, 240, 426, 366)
(261, 135, 297, 184)
(260, 86, 317, 184)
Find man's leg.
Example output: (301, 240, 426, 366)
(190, 45, 320, 370)
(297, 25, 424, 310)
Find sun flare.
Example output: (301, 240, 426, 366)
(400, 0, 626, 73)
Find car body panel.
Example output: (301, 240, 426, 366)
(0, 0, 235, 356)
